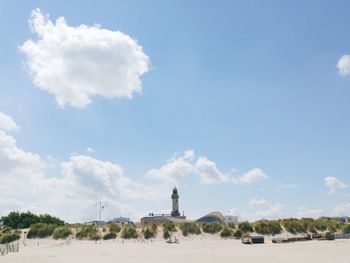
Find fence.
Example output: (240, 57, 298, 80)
(0, 241, 19, 256)
(334, 233, 350, 239)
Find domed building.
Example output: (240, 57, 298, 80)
(196, 211, 225, 223)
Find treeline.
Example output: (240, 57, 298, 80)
(0, 212, 64, 229)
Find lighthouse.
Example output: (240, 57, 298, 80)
(171, 187, 180, 217)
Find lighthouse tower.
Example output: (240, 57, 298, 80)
(171, 187, 180, 217)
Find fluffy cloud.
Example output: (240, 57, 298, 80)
(297, 206, 325, 218)
(86, 147, 95, 153)
(297, 204, 350, 218)
(0, 112, 20, 132)
(248, 198, 285, 219)
(0, 114, 268, 222)
(331, 203, 350, 217)
(195, 156, 231, 184)
(20, 9, 149, 108)
(0, 129, 48, 216)
(61, 155, 163, 201)
(0, 117, 166, 221)
(324, 176, 347, 194)
(0, 130, 44, 181)
(337, 55, 350, 76)
(147, 149, 268, 186)
(146, 150, 195, 185)
(238, 168, 268, 184)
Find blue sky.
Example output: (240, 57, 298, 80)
(0, 0, 350, 222)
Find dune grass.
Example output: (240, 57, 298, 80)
(220, 227, 232, 238)
(179, 222, 201, 236)
(0, 228, 21, 244)
(142, 224, 157, 239)
(108, 224, 121, 233)
(27, 223, 57, 239)
(253, 220, 282, 235)
(75, 225, 101, 240)
(202, 222, 223, 234)
(103, 232, 117, 240)
(121, 226, 138, 239)
(52, 225, 72, 239)
(238, 222, 253, 233)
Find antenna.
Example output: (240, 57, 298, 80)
(95, 193, 107, 226)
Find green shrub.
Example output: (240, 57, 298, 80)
(220, 228, 232, 238)
(75, 225, 100, 240)
(228, 223, 236, 229)
(282, 219, 306, 234)
(300, 218, 317, 233)
(103, 232, 117, 240)
(52, 226, 72, 239)
(233, 229, 243, 239)
(27, 223, 56, 239)
(325, 219, 342, 232)
(1, 227, 13, 234)
(143, 228, 155, 239)
(163, 230, 171, 239)
(315, 219, 327, 231)
(202, 222, 223, 234)
(0, 232, 21, 244)
(121, 226, 138, 239)
(163, 222, 176, 232)
(254, 220, 282, 235)
(312, 218, 343, 232)
(343, 224, 350, 234)
(108, 224, 121, 233)
(180, 222, 201, 236)
(162, 222, 176, 239)
(142, 224, 157, 239)
(238, 222, 253, 233)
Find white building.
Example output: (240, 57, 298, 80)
(224, 215, 238, 224)
(108, 217, 131, 225)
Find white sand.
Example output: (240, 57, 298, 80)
(3, 237, 350, 263)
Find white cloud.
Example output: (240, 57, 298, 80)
(0, 114, 269, 222)
(195, 156, 231, 185)
(61, 155, 163, 201)
(248, 198, 268, 208)
(0, 130, 44, 180)
(0, 112, 20, 132)
(337, 54, 350, 76)
(0, 115, 166, 222)
(146, 152, 194, 186)
(86, 147, 95, 153)
(248, 198, 285, 219)
(20, 8, 149, 108)
(147, 150, 267, 186)
(297, 206, 325, 218)
(324, 176, 347, 194)
(331, 203, 350, 217)
(238, 168, 268, 184)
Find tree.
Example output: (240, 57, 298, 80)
(0, 211, 64, 229)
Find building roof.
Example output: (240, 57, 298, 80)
(196, 211, 225, 222)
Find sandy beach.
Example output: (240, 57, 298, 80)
(3, 237, 350, 263)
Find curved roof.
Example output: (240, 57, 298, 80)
(196, 211, 225, 223)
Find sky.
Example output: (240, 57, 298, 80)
(0, 0, 350, 223)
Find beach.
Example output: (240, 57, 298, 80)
(3, 237, 350, 263)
